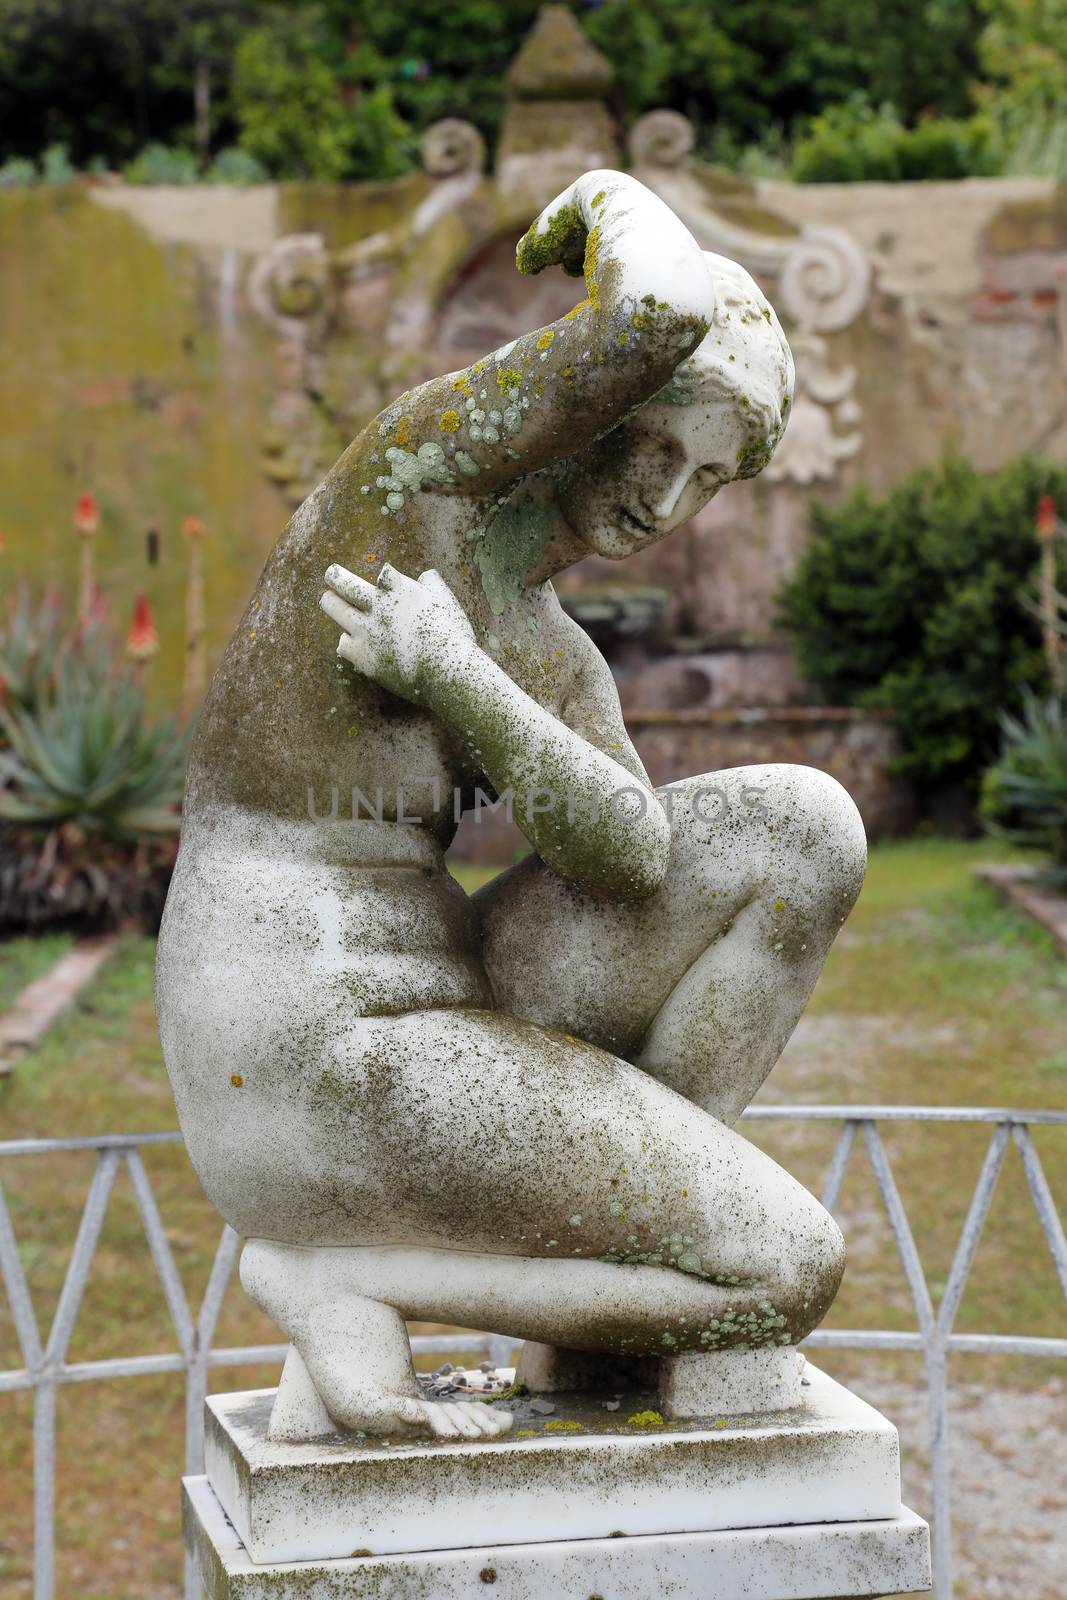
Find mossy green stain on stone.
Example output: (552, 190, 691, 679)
(474, 491, 556, 615)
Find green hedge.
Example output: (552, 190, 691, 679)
(778, 458, 1067, 796)
(791, 102, 1000, 182)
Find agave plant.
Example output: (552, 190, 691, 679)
(0, 638, 188, 840)
(980, 690, 1067, 881)
(0, 582, 68, 718)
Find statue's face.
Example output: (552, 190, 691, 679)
(558, 395, 752, 559)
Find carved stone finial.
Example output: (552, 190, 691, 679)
(497, 7, 618, 190)
(779, 225, 872, 334)
(506, 4, 614, 101)
(420, 119, 487, 178)
(630, 110, 695, 169)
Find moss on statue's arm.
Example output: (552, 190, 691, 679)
(375, 173, 711, 504)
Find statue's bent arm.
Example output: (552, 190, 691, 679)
(385, 170, 715, 500)
(321, 562, 669, 900)
(558, 617, 651, 787)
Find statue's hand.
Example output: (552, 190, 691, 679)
(320, 563, 476, 706)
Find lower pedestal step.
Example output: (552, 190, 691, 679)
(184, 1474, 932, 1600)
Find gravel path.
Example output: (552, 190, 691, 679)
(837, 1369, 1067, 1596)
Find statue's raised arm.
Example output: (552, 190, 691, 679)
(396, 169, 716, 492)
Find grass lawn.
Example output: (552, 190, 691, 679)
(0, 838, 1064, 1597)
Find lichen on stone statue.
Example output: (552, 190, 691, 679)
(156, 168, 866, 1444)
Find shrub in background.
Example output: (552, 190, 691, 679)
(0, 142, 77, 186)
(778, 457, 1067, 800)
(208, 145, 268, 184)
(232, 17, 356, 180)
(345, 84, 417, 182)
(0, 583, 65, 715)
(791, 99, 1000, 183)
(0, 638, 187, 839)
(981, 691, 1067, 880)
(123, 141, 199, 185)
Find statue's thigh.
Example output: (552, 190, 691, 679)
(471, 768, 773, 1055)
(333, 1005, 824, 1295)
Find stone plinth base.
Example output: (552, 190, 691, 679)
(184, 1475, 931, 1599)
(201, 1366, 918, 1567)
(187, 1364, 931, 1598)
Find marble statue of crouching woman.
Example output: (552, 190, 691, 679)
(155, 170, 866, 1441)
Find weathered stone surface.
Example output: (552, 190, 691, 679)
(659, 1347, 803, 1417)
(203, 1366, 902, 1565)
(184, 1472, 931, 1599)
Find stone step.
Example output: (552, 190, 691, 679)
(183, 1473, 931, 1599)
(203, 1365, 902, 1567)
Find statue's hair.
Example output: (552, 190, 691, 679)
(654, 252, 795, 480)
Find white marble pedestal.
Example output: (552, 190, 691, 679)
(184, 1365, 932, 1599)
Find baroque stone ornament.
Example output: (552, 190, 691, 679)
(629, 109, 695, 168)
(765, 331, 863, 485)
(157, 170, 867, 1445)
(420, 117, 487, 178)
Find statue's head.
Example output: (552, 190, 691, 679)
(557, 252, 794, 559)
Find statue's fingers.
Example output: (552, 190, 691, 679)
(336, 629, 372, 675)
(418, 568, 474, 630)
(319, 591, 365, 635)
(417, 568, 457, 604)
(324, 563, 373, 611)
(377, 561, 411, 595)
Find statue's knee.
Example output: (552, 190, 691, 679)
(761, 1193, 845, 1339)
(761, 765, 866, 921)
(803, 765, 866, 886)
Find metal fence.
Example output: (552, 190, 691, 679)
(1, 1108, 1065, 1600)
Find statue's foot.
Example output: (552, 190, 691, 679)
(393, 1396, 512, 1439)
(290, 1310, 514, 1440)
(241, 1239, 514, 1442)
(293, 1317, 513, 1439)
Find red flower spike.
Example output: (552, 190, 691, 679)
(1036, 496, 1058, 542)
(182, 515, 207, 539)
(126, 592, 159, 661)
(73, 492, 101, 536)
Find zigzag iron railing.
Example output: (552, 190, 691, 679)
(1, 1109, 1065, 1600)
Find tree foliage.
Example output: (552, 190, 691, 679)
(0, 0, 1003, 181)
(232, 11, 355, 180)
(0, 1, 1066, 182)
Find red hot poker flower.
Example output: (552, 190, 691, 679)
(73, 492, 101, 536)
(1036, 495, 1058, 542)
(126, 592, 159, 661)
